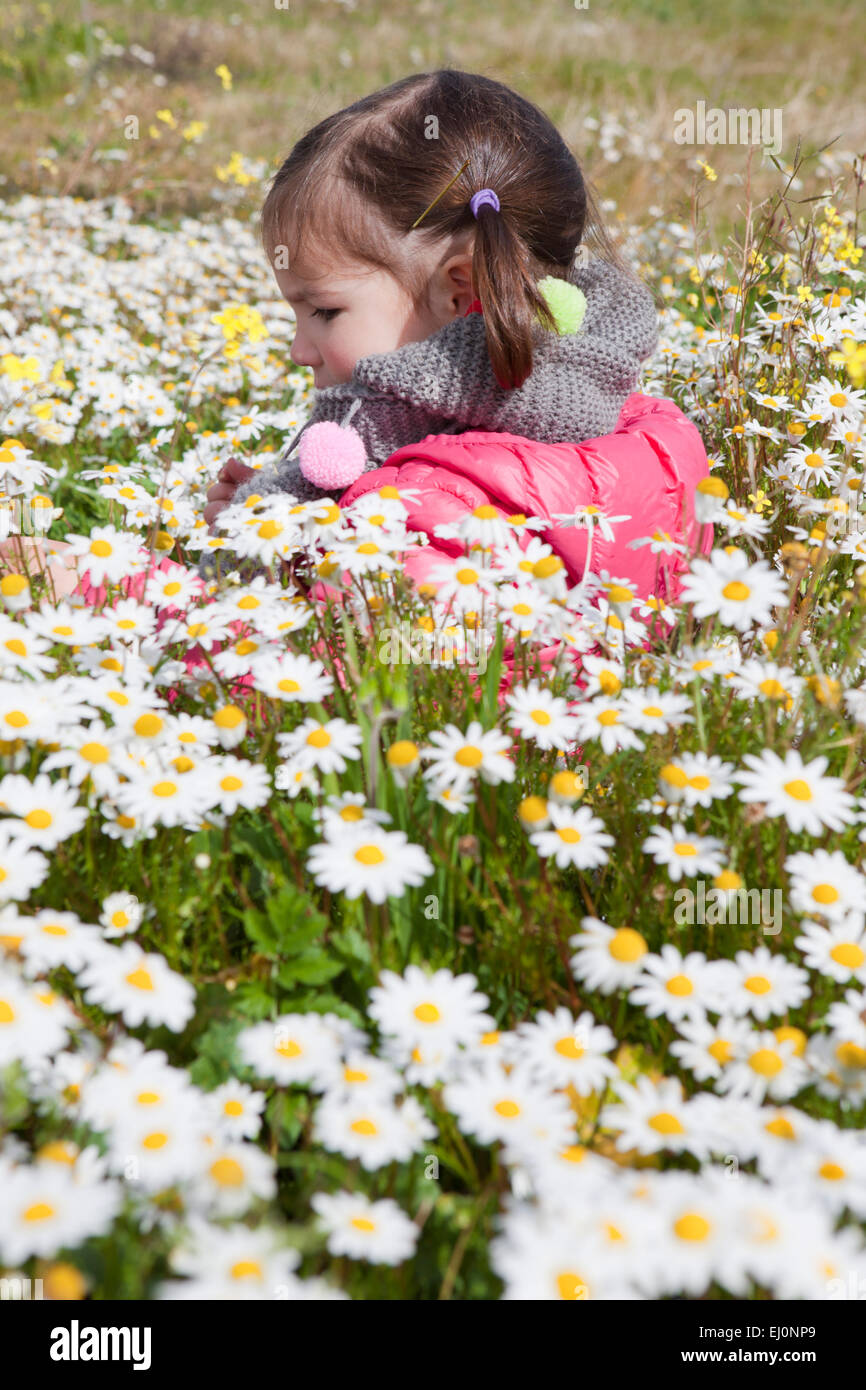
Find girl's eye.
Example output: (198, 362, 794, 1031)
(311, 307, 340, 322)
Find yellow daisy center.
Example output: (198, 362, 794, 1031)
(812, 883, 839, 904)
(666, 975, 694, 996)
(749, 1048, 783, 1077)
(608, 928, 647, 963)
(722, 580, 750, 601)
(744, 975, 772, 994)
(783, 779, 812, 801)
(210, 1158, 245, 1187)
(830, 942, 865, 969)
(125, 967, 154, 992)
(649, 1112, 684, 1135)
(354, 845, 385, 866)
(674, 1213, 711, 1242)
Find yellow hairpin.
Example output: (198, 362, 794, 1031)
(411, 158, 471, 229)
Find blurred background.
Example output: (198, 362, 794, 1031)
(2, 0, 864, 234)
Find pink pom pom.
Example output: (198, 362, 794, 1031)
(297, 421, 367, 489)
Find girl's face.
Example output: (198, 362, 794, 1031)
(273, 242, 475, 389)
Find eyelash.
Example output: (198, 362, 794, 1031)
(311, 307, 340, 322)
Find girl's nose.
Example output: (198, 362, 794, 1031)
(289, 332, 321, 371)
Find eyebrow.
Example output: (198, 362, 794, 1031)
(280, 282, 345, 303)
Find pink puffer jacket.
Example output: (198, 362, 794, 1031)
(341, 392, 711, 597)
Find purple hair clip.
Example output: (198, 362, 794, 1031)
(469, 188, 500, 218)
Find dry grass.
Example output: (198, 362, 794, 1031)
(2, 0, 864, 226)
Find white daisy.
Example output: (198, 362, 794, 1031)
(207, 1080, 267, 1140)
(628, 945, 728, 1021)
(642, 1170, 750, 1298)
(490, 1212, 634, 1300)
(794, 918, 866, 985)
(601, 1076, 710, 1158)
(0, 772, 88, 849)
(569, 918, 650, 994)
(774, 1118, 866, 1221)
(311, 1191, 418, 1265)
(421, 720, 514, 792)
(107, 1108, 206, 1190)
(17, 909, 106, 976)
(99, 891, 146, 939)
(785, 848, 866, 922)
(658, 752, 736, 808)
(112, 758, 215, 831)
(670, 1013, 755, 1082)
(204, 755, 271, 815)
(307, 824, 433, 904)
(65, 525, 144, 586)
(641, 822, 725, 882)
(529, 803, 613, 870)
(618, 686, 693, 735)
(572, 696, 645, 754)
(368, 966, 494, 1059)
(718, 946, 810, 1021)
(78, 942, 195, 1031)
(715, 1030, 809, 1103)
(0, 1163, 121, 1265)
(679, 549, 789, 631)
(326, 1050, 405, 1104)
(313, 1093, 436, 1170)
(254, 650, 333, 703)
(236, 1013, 342, 1090)
(192, 1139, 276, 1217)
(736, 749, 856, 834)
(276, 716, 363, 775)
(442, 1059, 575, 1156)
(312, 793, 391, 838)
(159, 1218, 300, 1301)
(504, 681, 579, 751)
(513, 1007, 617, 1093)
(0, 967, 66, 1064)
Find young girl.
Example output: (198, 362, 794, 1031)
(203, 68, 660, 535)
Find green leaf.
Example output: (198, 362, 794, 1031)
(242, 883, 328, 959)
(270, 915, 327, 956)
(266, 883, 328, 940)
(232, 980, 276, 1020)
(242, 907, 278, 955)
(266, 1090, 309, 1147)
(479, 625, 505, 726)
(277, 953, 343, 987)
(233, 820, 281, 868)
(187, 1017, 246, 1089)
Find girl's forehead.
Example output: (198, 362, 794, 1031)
(275, 259, 378, 298)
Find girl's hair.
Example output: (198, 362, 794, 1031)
(262, 68, 632, 390)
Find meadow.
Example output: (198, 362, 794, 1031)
(1, 0, 866, 1302)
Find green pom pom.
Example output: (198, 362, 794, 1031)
(537, 276, 587, 335)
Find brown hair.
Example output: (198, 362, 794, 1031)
(261, 69, 632, 391)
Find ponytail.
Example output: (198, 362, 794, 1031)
(470, 198, 557, 391)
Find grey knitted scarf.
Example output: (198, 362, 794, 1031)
(201, 255, 657, 575)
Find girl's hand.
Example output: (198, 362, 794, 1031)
(0, 537, 80, 599)
(204, 457, 256, 531)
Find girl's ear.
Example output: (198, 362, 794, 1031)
(428, 246, 476, 322)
